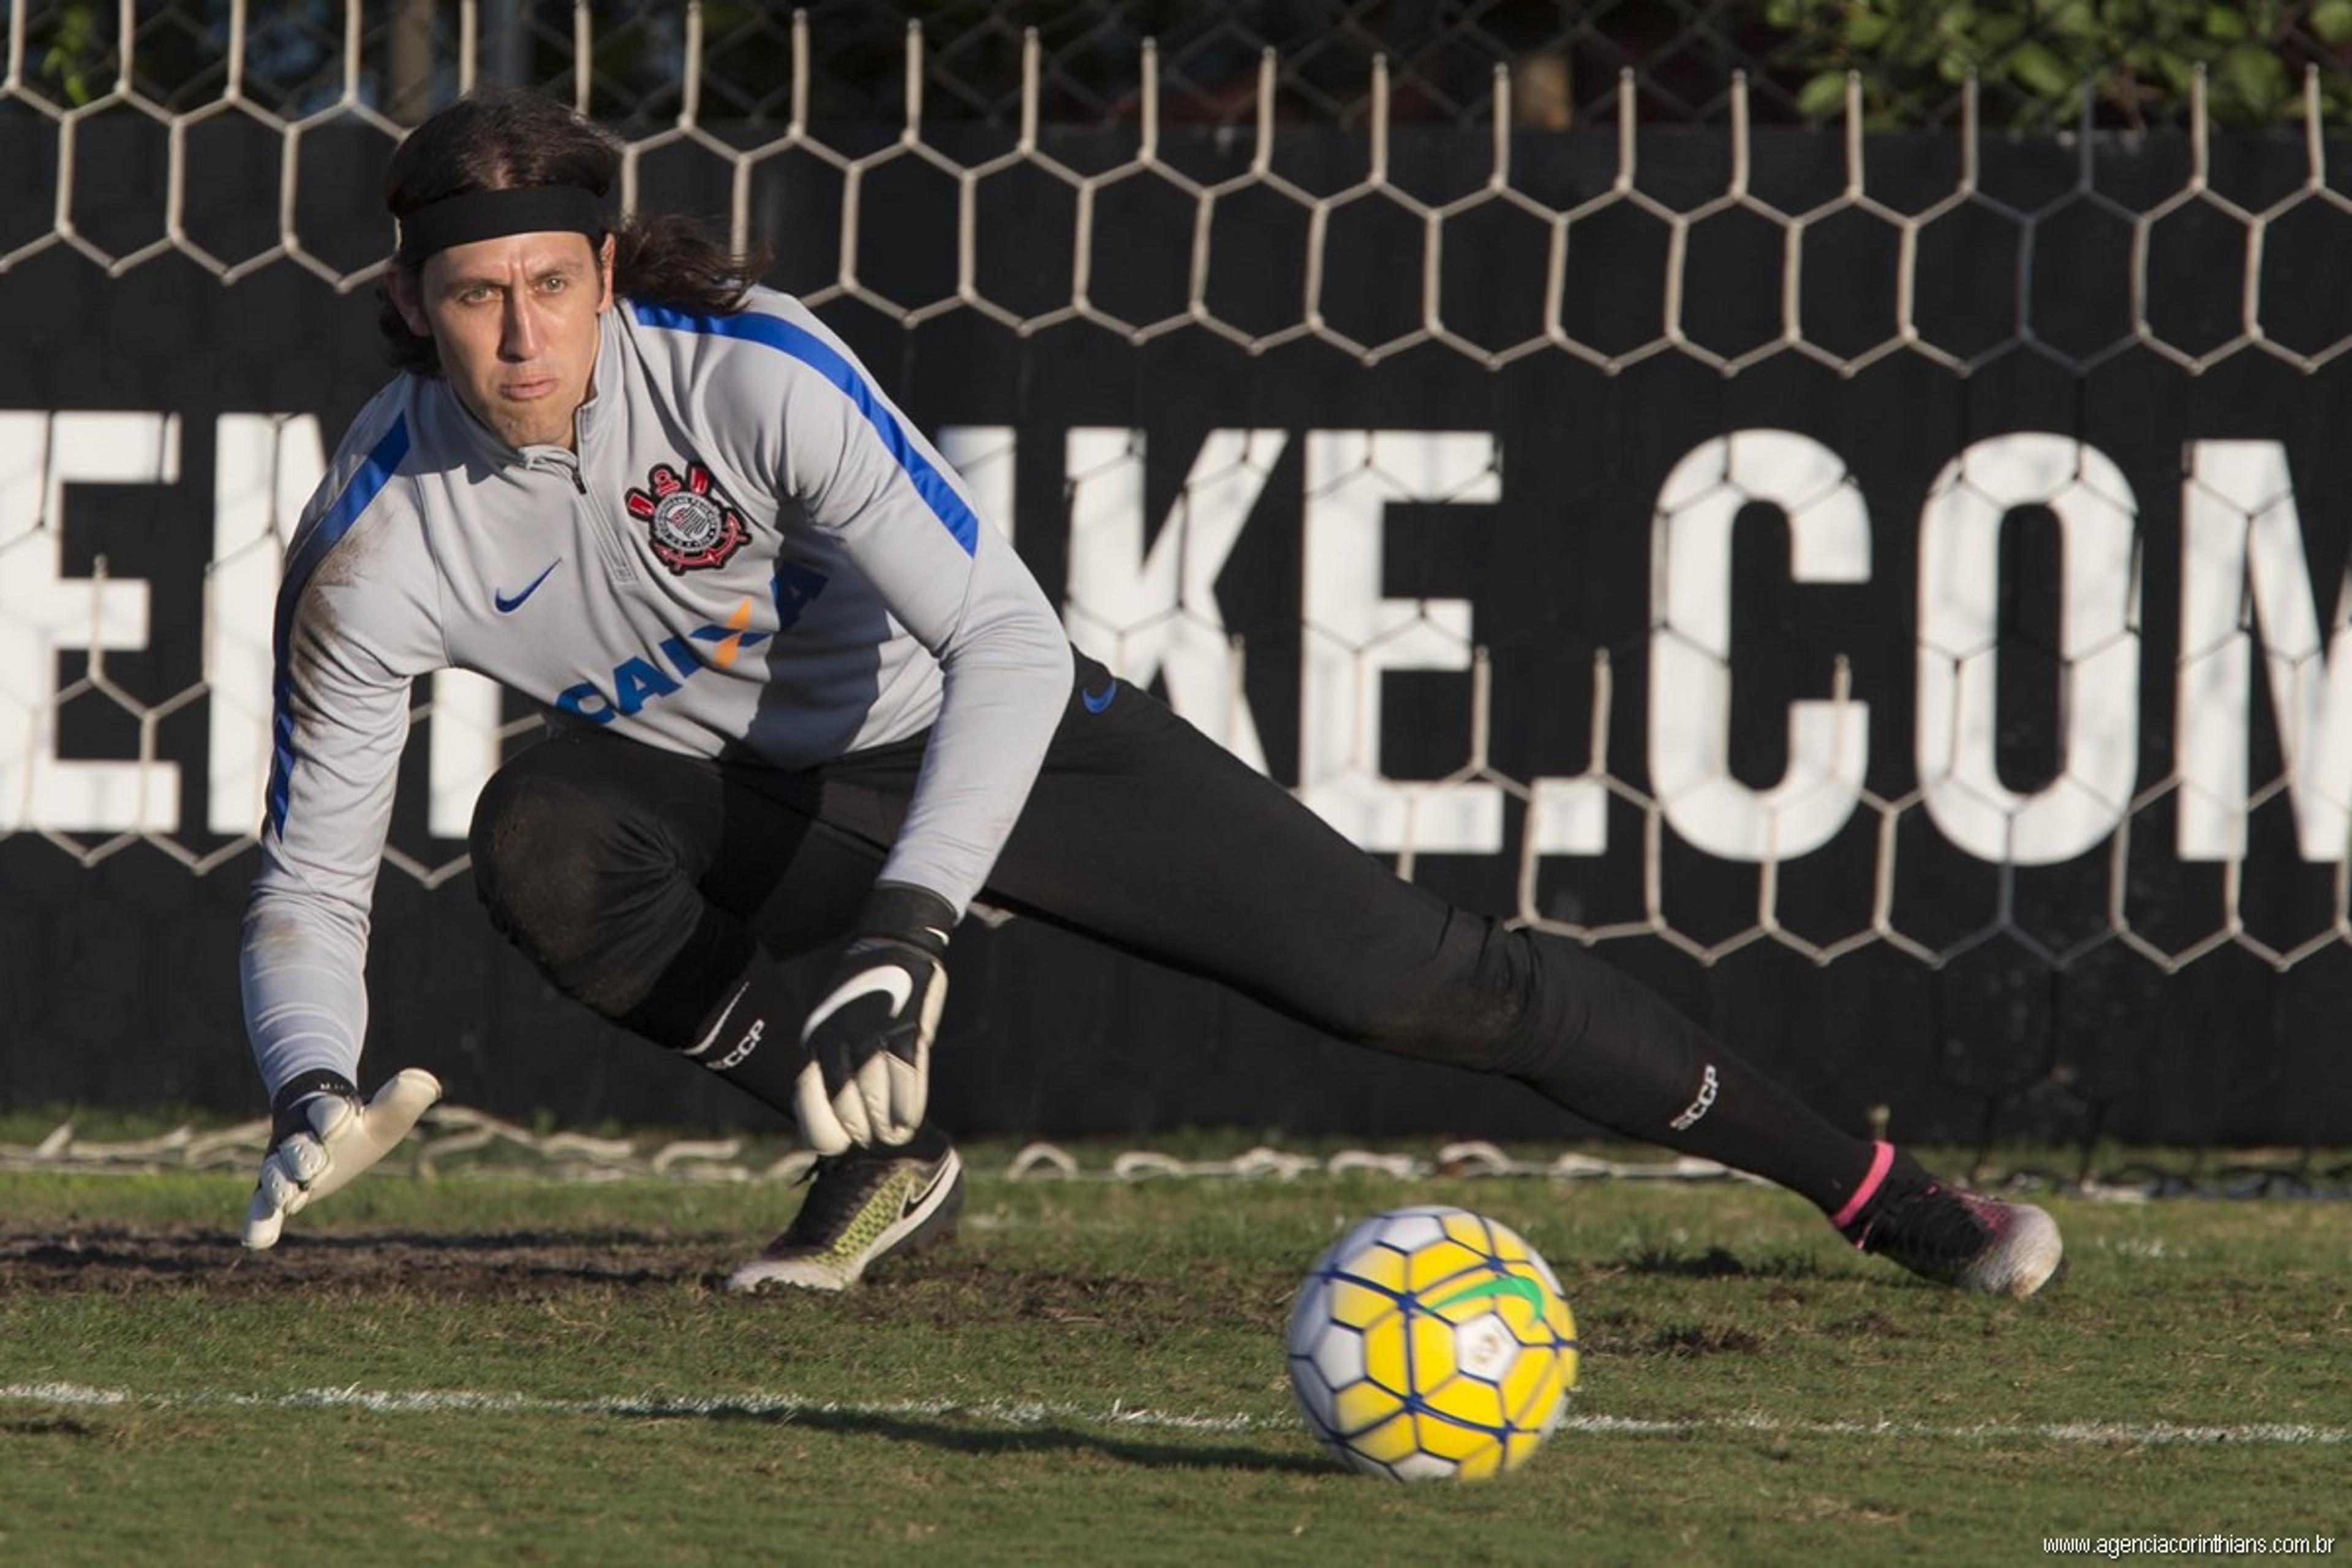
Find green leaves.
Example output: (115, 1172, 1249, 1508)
(1797, 70, 1853, 120)
(2224, 42, 2294, 114)
(1766, 0, 2350, 127)
(36, 0, 104, 107)
(2009, 39, 2076, 96)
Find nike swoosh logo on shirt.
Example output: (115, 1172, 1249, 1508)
(1080, 679, 1119, 714)
(494, 559, 562, 613)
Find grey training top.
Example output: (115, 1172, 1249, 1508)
(241, 288, 1072, 1098)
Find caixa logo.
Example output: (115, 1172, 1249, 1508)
(552, 571, 824, 724)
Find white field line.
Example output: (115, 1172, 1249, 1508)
(1, 1382, 2343, 1447)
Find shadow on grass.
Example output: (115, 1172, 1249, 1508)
(1, 1415, 102, 1439)
(632, 1403, 1331, 1474)
(1, 1227, 717, 1294)
(255, 1229, 713, 1251)
(1605, 1245, 1839, 1280)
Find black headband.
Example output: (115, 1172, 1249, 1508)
(395, 186, 608, 266)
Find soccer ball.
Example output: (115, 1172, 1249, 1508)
(1286, 1205, 1577, 1481)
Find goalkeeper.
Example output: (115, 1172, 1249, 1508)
(241, 89, 2062, 1299)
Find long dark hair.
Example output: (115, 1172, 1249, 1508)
(377, 88, 771, 375)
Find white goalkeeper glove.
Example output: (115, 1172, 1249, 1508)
(794, 884, 954, 1155)
(242, 1068, 443, 1250)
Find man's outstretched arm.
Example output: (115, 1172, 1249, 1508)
(724, 301, 1072, 1151)
(239, 405, 444, 1243)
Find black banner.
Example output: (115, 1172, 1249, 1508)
(4, 120, 2348, 1145)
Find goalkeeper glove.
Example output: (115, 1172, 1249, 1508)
(794, 883, 955, 1155)
(242, 1068, 442, 1250)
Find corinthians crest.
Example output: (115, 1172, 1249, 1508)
(626, 460, 749, 575)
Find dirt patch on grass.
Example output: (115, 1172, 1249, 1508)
(837, 1257, 1163, 1328)
(0, 1227, 1164, 1321)
(1638, 1321, 1771, 1357)
(1609, 1245, 1833, 1281)
(0, 1226, 723, 1297)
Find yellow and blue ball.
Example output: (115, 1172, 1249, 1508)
(1286, 1205, 1577, 1481)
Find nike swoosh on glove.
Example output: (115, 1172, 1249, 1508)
(794, 883, 956, 1155)
(243, 1068, 443, 1250)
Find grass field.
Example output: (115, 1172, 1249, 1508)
(1, 1127, 2346, 1566)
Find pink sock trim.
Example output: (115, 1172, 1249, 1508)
(1828, 1140, 1896, 1232)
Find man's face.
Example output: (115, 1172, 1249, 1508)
(393, 230, 614, 451)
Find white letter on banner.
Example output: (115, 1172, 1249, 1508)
(1916, 433, 2140, 865)
(213, 414, 503, 843)
(937, 425, 1015, 544)
(1648, 430, 1871, 861)
(0, 411, 181, 832)
(426, 668, 503, 840)
(1300, 430, 1501, 852)
(1065, 427, 1281, 772)
(2178, 440, 2352, 862)
(209, 414, 325, 834)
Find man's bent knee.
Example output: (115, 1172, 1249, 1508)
(467, 740, 710, 1019)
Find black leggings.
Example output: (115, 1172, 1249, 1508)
(469, 651, 1877, 1210)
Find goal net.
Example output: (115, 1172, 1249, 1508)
(4, 3, 2349, 1144)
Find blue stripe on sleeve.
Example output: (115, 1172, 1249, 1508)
(265, 415, 411, 839)
(631, 301, 980, 556)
